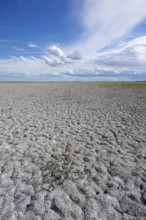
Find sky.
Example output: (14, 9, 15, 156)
(0, 0, 146, 81)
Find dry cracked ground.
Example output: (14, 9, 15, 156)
(0, 82, 146, 220)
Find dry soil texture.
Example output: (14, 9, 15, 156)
(0, 82, 146, 220)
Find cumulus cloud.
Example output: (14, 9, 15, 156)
(48, 45, 66, 58)
(71, 0, 146, 53)
(1, 0, 146, 81)
(48, 45, 72, 64)
(0, 37, 146, 81)
(43, 56, 64, 67)
(44, 45, 81, 67)
(0, 56, 58, 78)
(67, 51, 82, 60)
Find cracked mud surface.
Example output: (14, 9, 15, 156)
(0, 82, 146, 220)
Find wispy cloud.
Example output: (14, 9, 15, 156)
(95, 36, 146, 68)
(12, 46, 25, 51)
(70, 0, 146, 53)
(0, 0, 146, 81)
(27, 43, 39, 48)
(0, 37, 146, 81)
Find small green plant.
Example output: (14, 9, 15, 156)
(40, 143, 91, 191)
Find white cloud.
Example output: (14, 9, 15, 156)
(1, 0, 146, 81)
(95, 36, 146, 69)
(48, 45, 72, 64)
(12, 46, 25, 51)
(48, 45, 66, 58)
(43, 56, 64, 67)
(67, 51, 82, 60)
(44, 45, 81, 67)
(0, 37, 146, 80)
(28, 43, 39, 48)
(19, 56, 26, 62)
(70, 0, 146, 53)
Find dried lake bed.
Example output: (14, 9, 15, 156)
(0, 82, 146, 220)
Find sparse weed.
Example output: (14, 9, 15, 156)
(40, 143, 90, 190)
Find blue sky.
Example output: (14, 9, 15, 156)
(0, 0, 146, 81)
(0, 0, 78, 56)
